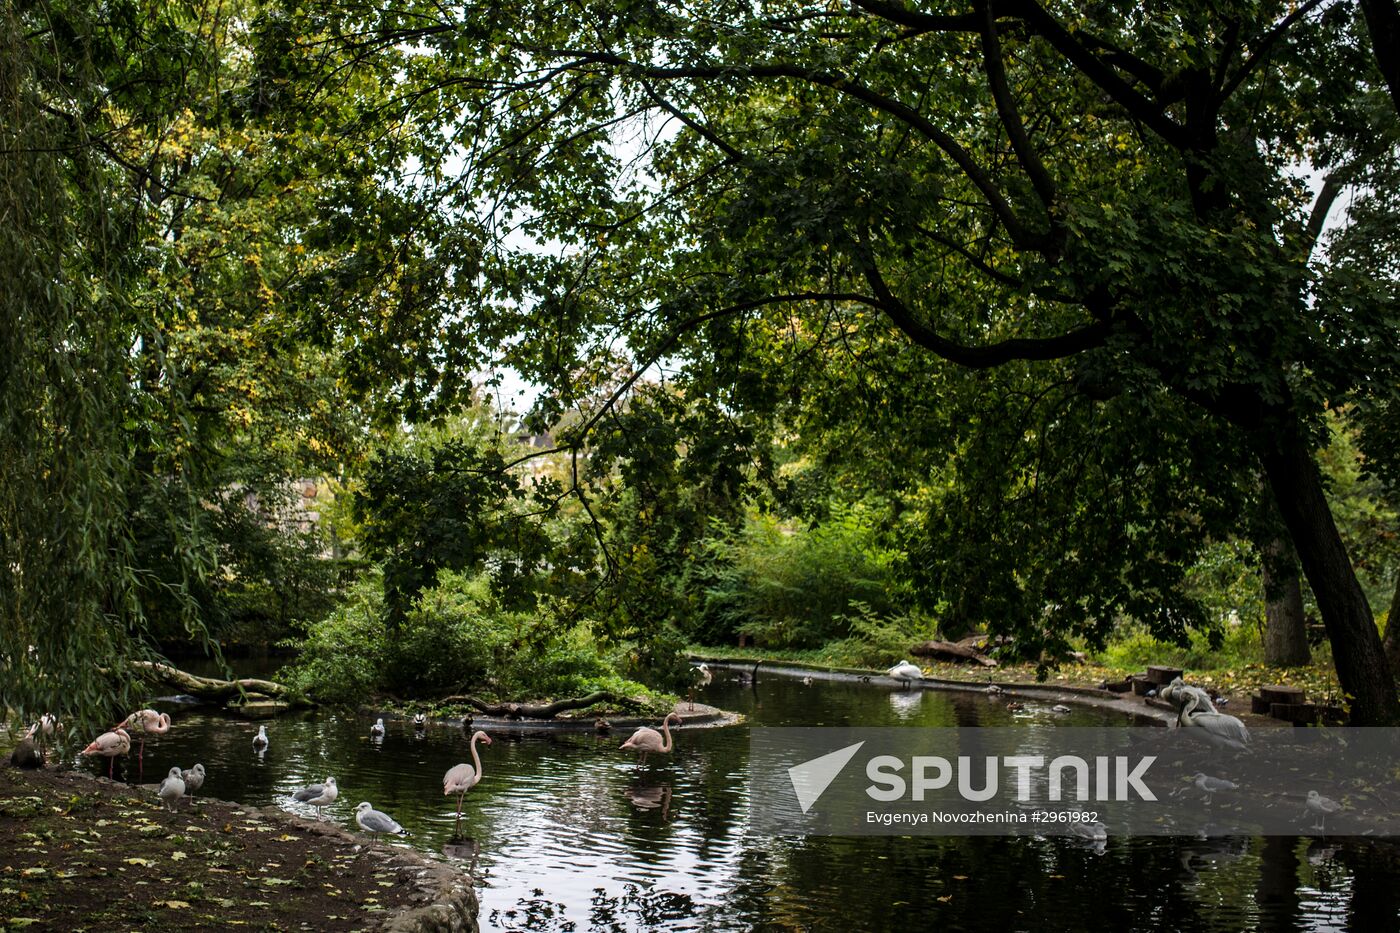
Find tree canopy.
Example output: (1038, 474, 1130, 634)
(247, 0, 1400, 720)
(5, 0, 1400, 724)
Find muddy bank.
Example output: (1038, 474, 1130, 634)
(0, 766, 477, 932)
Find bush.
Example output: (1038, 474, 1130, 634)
(280, 568, 667, 707)
(278, 574, 387, 707)
(1093, 619, 1264, 671)
(823, 602, 938, 668)
(698, 504, 909, 649)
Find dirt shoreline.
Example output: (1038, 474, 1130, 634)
(0, 766, 478, 932)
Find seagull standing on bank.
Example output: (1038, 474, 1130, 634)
(1304, 790, 1342, 832)
(1193, 773, 1237, 805)
(181, 763, 206, 798)
(354, 801, 408, 838)
(158, 767, 186, 812)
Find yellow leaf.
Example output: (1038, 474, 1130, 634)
(124, 858, 154, 867)
(156, 900, 191, 909)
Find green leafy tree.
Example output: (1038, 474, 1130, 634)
(1, 1, 217, 729)
(352, 413, 567, 621)
(271, 0, 1400, 720)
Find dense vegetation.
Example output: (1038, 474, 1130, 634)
(3, 0, 1399, 724)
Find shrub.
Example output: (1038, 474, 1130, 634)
(278, 574, 386, 707)
(699, 504, 908, 649)
(280, 568, 669, 706)
(823, 602, 938, 668)
(1093, 619, 1265, 671)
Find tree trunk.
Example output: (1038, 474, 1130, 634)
(1361, 0, 1400, 117)
(1384, 570, 1400, 676)
(1257, 432, 1399, 724)
(1261, 537, 1311, 667)
(130, 661, 310, 705)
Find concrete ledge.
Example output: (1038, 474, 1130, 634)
(689, 655, 1285, 728)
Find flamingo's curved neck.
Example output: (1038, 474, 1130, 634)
(470, 733, 485, 785)
(660, 716, 675, 753)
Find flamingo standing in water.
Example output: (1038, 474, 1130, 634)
(620, 712, 681, 767)
(123, 709, 172, 781)
(82, 727, 131, 778)
(443, 730, 492, 837)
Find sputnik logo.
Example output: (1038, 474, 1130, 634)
(788, 741, 866, 813)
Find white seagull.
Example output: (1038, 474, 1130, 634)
(158, 767, 186, 812)
(354, 801, 408, 838)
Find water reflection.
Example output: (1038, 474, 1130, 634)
(63, 661, 1400, 931)
(887, 689, 924, 720)
(443, 835, 482, 876)
(624, 782, 673, 820)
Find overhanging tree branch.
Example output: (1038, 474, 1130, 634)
(639, 81, 751, 165)
(1361, 0, 1400, 115)
(976, 0, 1057, 212)
(1303, 174, 1342, 255)
(852, 0, 1182, 144)
(1014, 0, 1187, 147)
(850, 237, 1111, 367)
(1220, 0, 1330, 101)
(559, 52, 1042, 250)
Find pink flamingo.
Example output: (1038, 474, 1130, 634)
(443, 730, 492, 837)
(122, 709, 172, 781)
(81, 728, 131, 778)
(620, 712, 681, 767)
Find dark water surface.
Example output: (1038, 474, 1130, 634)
(70, 662, 1399, 931)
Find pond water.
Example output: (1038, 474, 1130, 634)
(69, 663, 1399, 931)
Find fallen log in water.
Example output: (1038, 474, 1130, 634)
(131, 661, 311, 707)
(438, 690, 645, 719)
